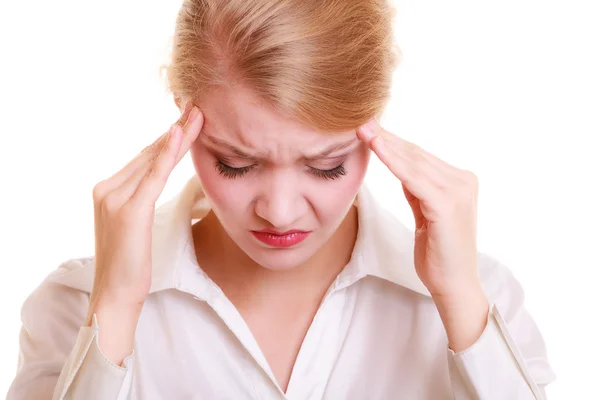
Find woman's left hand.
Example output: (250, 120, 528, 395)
(357, 119, 489, 351)
(356, 118, 482, 297)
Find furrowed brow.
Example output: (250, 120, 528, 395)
(303, 138, 358, 161)
(204, 135, 267, 160)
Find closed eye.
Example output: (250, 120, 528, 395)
(308, 164, 346, 180)
(215, 161, 347, 181)
(214, 161, 255, 179)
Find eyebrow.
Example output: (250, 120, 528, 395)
(304, 138, 358, 160)
(204, 134, 358, 162)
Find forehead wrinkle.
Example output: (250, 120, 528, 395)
(232, 124, 263, 154)
(302, 138, 359, 161)
(213, 110, 267, 155)
(203, 115, 358, 163)
(201, 115, 267, 158)
(204, 134, 270, 161)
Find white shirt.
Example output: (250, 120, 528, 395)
(8, 175, 556, 400)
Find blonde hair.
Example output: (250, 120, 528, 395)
(165, 0, 401, 132)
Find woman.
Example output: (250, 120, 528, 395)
(8, 0, 555, 399)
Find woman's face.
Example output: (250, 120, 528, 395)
(188, 87, 370, 271)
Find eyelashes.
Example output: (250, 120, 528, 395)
(307, 164, 347, 180)
(214, 161, 347, 181)
(214, 162, 253, 179)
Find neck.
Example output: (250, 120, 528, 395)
(192, 207, 358, 307)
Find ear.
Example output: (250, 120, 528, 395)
(174, 96, 182, 111)
(174, 97, 196, 116)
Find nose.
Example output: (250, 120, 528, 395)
(254, 169, 308, 229)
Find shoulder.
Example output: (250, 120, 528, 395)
(477, 252, 523, 293)
(21, 257, 95, 332)
(44, 256, 96, 292)
(477, 252, 528, 317)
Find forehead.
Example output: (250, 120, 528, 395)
(197, 86, 356, 150)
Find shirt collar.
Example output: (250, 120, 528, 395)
(149, 174, 431, 298)
(51, 174, 430, 298)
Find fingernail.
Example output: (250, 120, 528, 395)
(359, 119, 378, 142)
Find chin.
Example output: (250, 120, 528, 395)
(238, 238, 318, 271)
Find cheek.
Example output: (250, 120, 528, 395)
(337, 145, 370, 194)
(190, 143, 370, 224)
(351, 144, 371, 186)
(309, 148, 370, 218)
(190, 146, 249, 217)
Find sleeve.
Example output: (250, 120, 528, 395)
(446, 256, 557, 400)
(6, 260, 135, 400)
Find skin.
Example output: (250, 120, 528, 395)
(357, 121, 489, 354)
(88, 84, 488, 394)
(179, 86, 370, 390)
(187, 85, 370, 274)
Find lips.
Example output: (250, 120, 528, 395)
(251, 229, 311, 248)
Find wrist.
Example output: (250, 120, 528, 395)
(432, 278, 483, 300)
(86, 297, 142, 366)
(427, 273, 483, 298)
(432, 283, 490, 352)
(86, 293, 144, 327)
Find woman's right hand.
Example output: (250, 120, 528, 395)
(85, 105, 204, 365)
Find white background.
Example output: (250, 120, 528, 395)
(1, 0, 598, 398)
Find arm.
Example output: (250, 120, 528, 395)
(6, 260, 134, 400)
(440, 256, 556, 399)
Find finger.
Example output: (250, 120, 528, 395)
(387, 135, 463, 181)
(121, 100, 195, 176)
(175, 100, 196, 127)
(362, 129, 428, 231)
(371, 135, 440, 199)
(129, 123, 185, 208)
(111, 106, 202, 207)
(115, 125, 179, 203)
(356, 119, 380, 145)
(368, 120, 465, 179)
(359, 120, 458, 187)
(360, 123, 443, 217)
(99, 103, 200, 201)
(95, 105, 197, 195)
(402, 182, 426, 230)
(174, 105, 204, 163)
(128, 104, 202, 206)
(379, 134, 450, 189)
(361, 120, 445, 188)
(96, 134, 167, 196)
